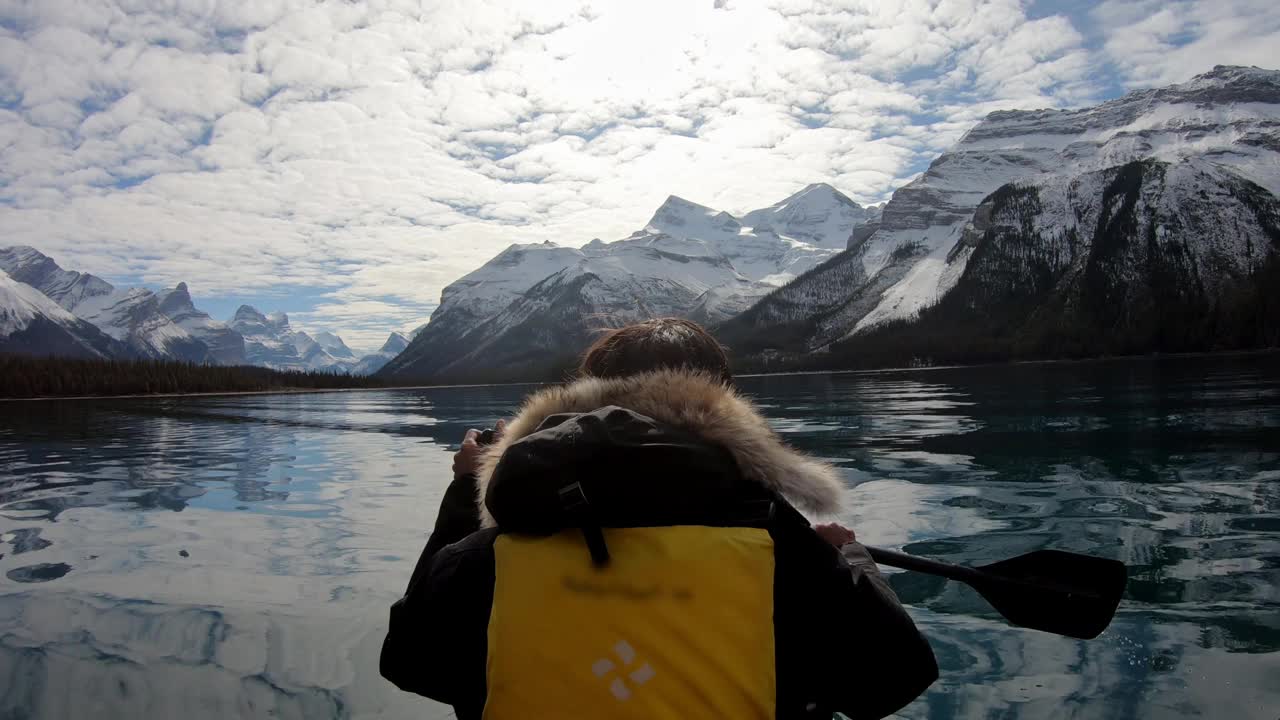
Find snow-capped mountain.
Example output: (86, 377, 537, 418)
(351, 332, 410, 376)
(822, 158, 1280, 364)
(740, 183, 882, 250)
(721, 65, 1280, 357)
(227, 306, 379, 373)
(384, 241, 765, 380)
(381, 185, 877, 381)
(639, 185, 863, 284)
(229, 306, 309, 370)
(72, 288, 209, 361)
(0, 247, 220, 363)
(0, 246, 113, 310)
(313, 331, 356, 360)
(155, 283, 246, 365)
(0, 269, 127, 359)
(0, 246, 387, 373)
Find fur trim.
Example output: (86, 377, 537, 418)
(475, 369, 845, 528)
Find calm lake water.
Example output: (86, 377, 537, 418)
(1, 355, 1278, 719)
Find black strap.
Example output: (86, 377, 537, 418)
(559, 482, 611, 568)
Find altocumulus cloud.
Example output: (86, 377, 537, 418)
(0, 0, 1276, 351)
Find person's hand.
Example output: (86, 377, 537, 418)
(451, 419, 505, 477)
(813, 522, 856, 548)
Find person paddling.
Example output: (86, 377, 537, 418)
(380, 318, 938, 719)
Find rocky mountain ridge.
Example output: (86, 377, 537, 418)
(719, 65, 1280, 362)
(0, 247, 400, 374)
(380, 183, 881, 381)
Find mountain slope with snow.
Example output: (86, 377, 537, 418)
(71, 288, 209, 361)
(0, 247, 256, 363)
(0, 247, 219, 362)
(816, 159, 1280, 366)
(740, 183, 881, 250)
(0, 246, 385, 371)
(639, 187, 859, 283)
(0, 270, 127, 359)
(721, 65, 1280, 358)
(382, 186, 878, 381)
(0, 246, 114, 310)
(313, 331, 357, 360)
(384, 242, 764, 380)
(154, 283, 246, 365)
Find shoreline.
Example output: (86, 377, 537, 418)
(0, 381, 544, 403)
(3, 347, 1275, 402)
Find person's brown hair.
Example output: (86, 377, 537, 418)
(579, 318, 733, 384)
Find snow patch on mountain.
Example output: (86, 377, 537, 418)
(0, 269, 80, 335)
(313, 332, 356, 359)
(740, 183, 879, 250)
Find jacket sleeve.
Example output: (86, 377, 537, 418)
(829, 540, 939, 720)
(380, 524, 495, 716)
(407, 472, 482, 590)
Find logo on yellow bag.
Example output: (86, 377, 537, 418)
(591, 640, 656, 701)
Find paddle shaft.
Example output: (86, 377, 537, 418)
(868, 545, 1104, 599)
(867, 546, 988, 585)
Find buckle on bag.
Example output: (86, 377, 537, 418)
(559, 482, 590, 513)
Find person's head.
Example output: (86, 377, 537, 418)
(579, 318, 733, 385)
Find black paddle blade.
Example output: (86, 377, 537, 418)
(973, 550, 1127, 640)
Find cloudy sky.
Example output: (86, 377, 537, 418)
(1, 0, 1277, 352)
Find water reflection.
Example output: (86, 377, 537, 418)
(0, 388, 536, 718)
(741, 356, 1280, 719)
(1, 356, 1278, 718)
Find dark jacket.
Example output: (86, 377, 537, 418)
(382, 370, 937, 719)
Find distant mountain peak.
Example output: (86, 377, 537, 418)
(313, 330, 356, 359)
(1196, 64, 1275, 82)
(648, 195, 719, 223)
(158, 282, 193, 306)
(379, 331, 410, 354)
(789, 183, 859, 208)
(233, 305, 266, 323)
(1, 245, 46, 264)
(739, 182, 874, 250)
(658, 194, 707, 211)
(646, 195, 741, 237)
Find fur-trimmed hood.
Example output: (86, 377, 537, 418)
(476, 369, 845, 528)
